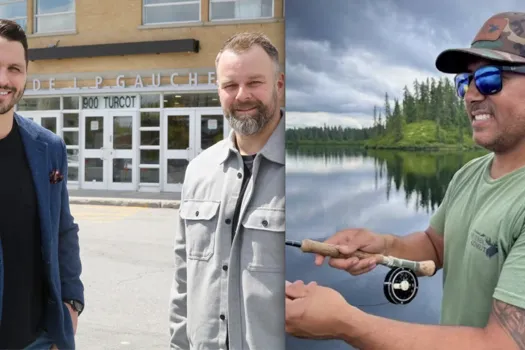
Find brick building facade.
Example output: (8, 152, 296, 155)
(5, 0, 284, 192)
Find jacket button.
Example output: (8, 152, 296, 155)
(262, 220, 268, 227)
(220, 314, 226, 320)
(195, 211, 199, 217)
(225, 218, 231, 224)
(237, 172, 242, 179)
(222, 264, 228, 271)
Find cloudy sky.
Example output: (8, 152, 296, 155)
(284, 0, 523, 129)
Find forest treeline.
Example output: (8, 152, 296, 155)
(286, 76, 476, 149)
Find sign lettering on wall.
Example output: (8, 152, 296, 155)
(30, 72, 217, 92)
(82, 96, 138, 109)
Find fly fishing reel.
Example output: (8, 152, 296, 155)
(383, 267, 418, 305)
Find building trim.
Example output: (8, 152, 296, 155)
(26, 68, 217, 81)
(27, 30, 78, 38)
(137, 17, 283, 30)
(22, 84, 217, 97)
(28, 39, 200, 61)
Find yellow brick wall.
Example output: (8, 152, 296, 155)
(25, 0, 285, 75)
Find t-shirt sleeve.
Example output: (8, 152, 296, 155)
(493, 228, 525, 309)
(429, 172, 459, 236)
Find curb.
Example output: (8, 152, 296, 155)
(69, 197, 180, 209)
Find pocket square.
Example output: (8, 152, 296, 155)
(49, 169, 64, 184)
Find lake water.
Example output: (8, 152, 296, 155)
(284, 145, 487, 350)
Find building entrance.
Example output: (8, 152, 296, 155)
(82, 110, 138, 191)
(16, 93, 229, 193)
(163, 107, 228, 192)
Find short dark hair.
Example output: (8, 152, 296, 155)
(215, 32, 280, 73)
(0, 19, 28, 65)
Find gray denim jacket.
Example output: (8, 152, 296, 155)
(169, 114, 285, 350)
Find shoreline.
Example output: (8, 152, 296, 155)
(285, 141, 483, 152)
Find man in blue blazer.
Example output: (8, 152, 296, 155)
(0, 20, 84, 349)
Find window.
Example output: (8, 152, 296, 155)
(34, 0, 75, 33)
(209, 0, 273, 21)
(0, 0, 27, 31)
(61, 111, 80, 182)
(143, 0, 200, 25)
(138, 94, 161, 185)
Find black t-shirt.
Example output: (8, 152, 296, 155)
(0, 121, 47, 348)
(231, 154, 257, 241)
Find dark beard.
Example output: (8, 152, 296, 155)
(0, 85, 22, 115)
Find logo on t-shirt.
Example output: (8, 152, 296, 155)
(470, 230, 499, 258)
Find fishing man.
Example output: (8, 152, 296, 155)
(285, 11, 525, 349)
(0, 19, 84, 349)
(169, 31, 285, 350)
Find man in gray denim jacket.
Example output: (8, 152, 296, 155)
(169, 32, 285, 350)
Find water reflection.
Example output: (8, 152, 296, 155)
(285, 145, 487, 350)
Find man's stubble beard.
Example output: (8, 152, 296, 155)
(477, 121, 525, 154)
(472, 104, 525, 154)
(0, 85, 24, 116)
(224, 88, 278, 136)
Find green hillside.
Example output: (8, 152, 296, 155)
(364, 120, 478, 150)
(286, 76, 482, 151)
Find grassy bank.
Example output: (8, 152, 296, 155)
(365, 121, 479, 150)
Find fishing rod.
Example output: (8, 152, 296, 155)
(286, 238, 437, 305)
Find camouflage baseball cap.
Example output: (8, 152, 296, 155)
(435, 12, 525, 73)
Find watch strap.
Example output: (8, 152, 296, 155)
(64, 299, 84, 315)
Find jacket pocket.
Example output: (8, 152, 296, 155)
(242, 207, 285, 273)
(179, 199, 220, 261)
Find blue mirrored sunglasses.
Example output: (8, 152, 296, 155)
(454, 64, 525, 98)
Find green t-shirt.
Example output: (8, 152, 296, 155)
(430, 152, 525, 327)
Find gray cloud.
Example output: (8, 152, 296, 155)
(285, 0, 524, 128)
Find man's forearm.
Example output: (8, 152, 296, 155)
(335, 305, 492, 350)
(384, 231, 441, 267)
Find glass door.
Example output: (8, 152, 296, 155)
(82, 111, 108, 190)
(108, 112, 137, 190)
(82, 111, 138, 190)
(195, 108, 229, 156)
(162, 108, 196, 192)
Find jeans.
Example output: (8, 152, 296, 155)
(24, 330, 54, 350)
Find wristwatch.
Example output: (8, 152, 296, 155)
(64, 299, 84, 315)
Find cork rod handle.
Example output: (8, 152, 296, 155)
(300, 239, 436, 277)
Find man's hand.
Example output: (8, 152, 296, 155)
(316, 228, 388, 275)
(285, 280, 358, 339)
(64, 302, 78, 334)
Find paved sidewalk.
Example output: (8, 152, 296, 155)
(68, 189, 181, 209)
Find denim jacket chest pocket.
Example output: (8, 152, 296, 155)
(179, 199, 220, 261)
(241, 207, 285, 273)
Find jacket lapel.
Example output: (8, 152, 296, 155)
(14, 114, 51, 241)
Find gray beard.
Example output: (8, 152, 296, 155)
(225, 96, 277, 136)
(226, 110, 271, 136)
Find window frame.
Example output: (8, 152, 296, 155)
(208, 0, 275, 22)
(0, 0, 27, 31)
(33, 0, 76, 34)
(142, 0, 201, 26)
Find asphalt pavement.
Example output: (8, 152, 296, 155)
(71, 204, 177, 350)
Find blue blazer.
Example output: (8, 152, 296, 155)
(12, 113, 84, 349)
